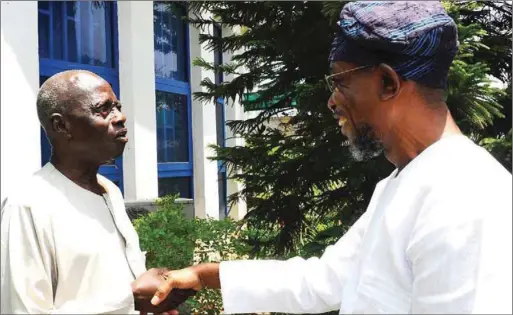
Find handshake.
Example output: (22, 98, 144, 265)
(132, 263, 218, 314)
(131, 268, 198, 314)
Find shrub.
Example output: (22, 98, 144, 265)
(133, 195, 252, 315)
(133, 195, 197, 269)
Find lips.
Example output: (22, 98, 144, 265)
(338, 116, 348, 127)
(115, 128, 128, 141)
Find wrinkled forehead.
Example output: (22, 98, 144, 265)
(329, 61, 359, 75)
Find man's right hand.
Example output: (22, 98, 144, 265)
(132, 268, 197, 314)
(151, 263, 221, 307)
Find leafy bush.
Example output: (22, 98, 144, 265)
(133, 195, 252, 315)
(133, 195, 197, 269)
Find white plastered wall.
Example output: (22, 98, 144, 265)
(189, 10, 220, 219)
(1, 1, 41, 202)
(117, 1, 159, 202)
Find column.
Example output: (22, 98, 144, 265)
(117, 1, 159, 201)
(222, 26, 248, 220)
(189, 12, 220, 219)
(224, 96, 248, 220)
(1, 1, 41, 201)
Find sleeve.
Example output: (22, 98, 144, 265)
(1, 199, 56, 314)
(219, 210, 371, 314)
(407, 188, 513, 314)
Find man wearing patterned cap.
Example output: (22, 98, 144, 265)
(139, 2, 512, 314)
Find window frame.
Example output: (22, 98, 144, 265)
(38, 1, 123, 190)
(153, 2, 194, 199)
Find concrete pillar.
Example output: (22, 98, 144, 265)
(222, 26, 248, 220)
(224, 95, 248, 221)
(117, 1, 159, 201)
(1, 1, 41, 201)
(189, 12, 220, 219)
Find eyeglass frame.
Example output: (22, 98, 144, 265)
(325, 65, 372, 93)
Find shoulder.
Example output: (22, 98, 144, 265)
(438, 137, 510, 203)
(407, 136, 511, 244)
(416, 135, 511, 198)
(2, 164, 59, 209)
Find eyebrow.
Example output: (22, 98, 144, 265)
(93, 99, 121, 108)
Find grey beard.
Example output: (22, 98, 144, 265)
(348, 124, 384, 162)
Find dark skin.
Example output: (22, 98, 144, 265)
(46, 71, 180, 314)
(47, 71, 127, 195)
(327, 61, 462, 170)
(144, 61, 464, 312)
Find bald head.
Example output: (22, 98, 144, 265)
(36, 70, 108, 131)
(36, 70, 127, 165)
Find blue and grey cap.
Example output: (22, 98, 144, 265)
(329, 1, 459, 89)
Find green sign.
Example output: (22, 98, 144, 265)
(242, 92, 297, 111)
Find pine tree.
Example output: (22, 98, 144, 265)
(187, 1, 511, 257)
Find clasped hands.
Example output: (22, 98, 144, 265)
(132, 267, 200, 315)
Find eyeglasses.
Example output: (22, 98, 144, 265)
(325, 65, 371, 93)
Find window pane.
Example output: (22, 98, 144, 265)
(158, 177, 192, 198)
(216, 100, 225, 147)
(66, 1, 76, 17)
(67, 19, 78, 62)
(156, 91, 189, 163)
(218, 172, 227, 219)
(91, 2, 108, 66)
(38, 13, 50, 58)
(39, 1, 50, 12)
(38, 1, 113, 67)
(153, 2, 187, 81)
(213, 24, 223, 85)
(78, 1, 108, 66)
(52, 2, 64, 60)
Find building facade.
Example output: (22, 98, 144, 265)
(1, 1, 247, 220)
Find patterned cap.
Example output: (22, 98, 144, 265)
(329, 1, 459, 89)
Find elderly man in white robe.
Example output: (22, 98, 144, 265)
(1, 70, 192, 314)
(143, 2, 513, 314)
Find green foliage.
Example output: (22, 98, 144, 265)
(480, 130, 512, 171)
(133, 195, 252, 315)
(445, 1, 512, 170)
(187, 2, 396, 258)
(133, 195, 196, 269)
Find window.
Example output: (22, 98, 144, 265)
(38, 1, 116, 69)
(38, 1, 122, 189)
(214, 24, 228, 218)
(153, 2, 193, 199)
(158, 177, 192, 199)
(156, 91, 189, 163)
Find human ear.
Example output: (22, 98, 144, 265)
(50, 113, 72, 139)
(378, 63, 401, 101)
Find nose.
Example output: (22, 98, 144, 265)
(112, 107, 127, 125)
(327, 93, 337, 113)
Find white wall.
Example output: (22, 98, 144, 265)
(189, 10, 220, 219)
(222, 26, 248, 220)
(1, 1, 41, 202)
(117, 1, 159, 202)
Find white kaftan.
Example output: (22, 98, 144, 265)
(220, 135, 513, 314)
(1, 163, 147, 314)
